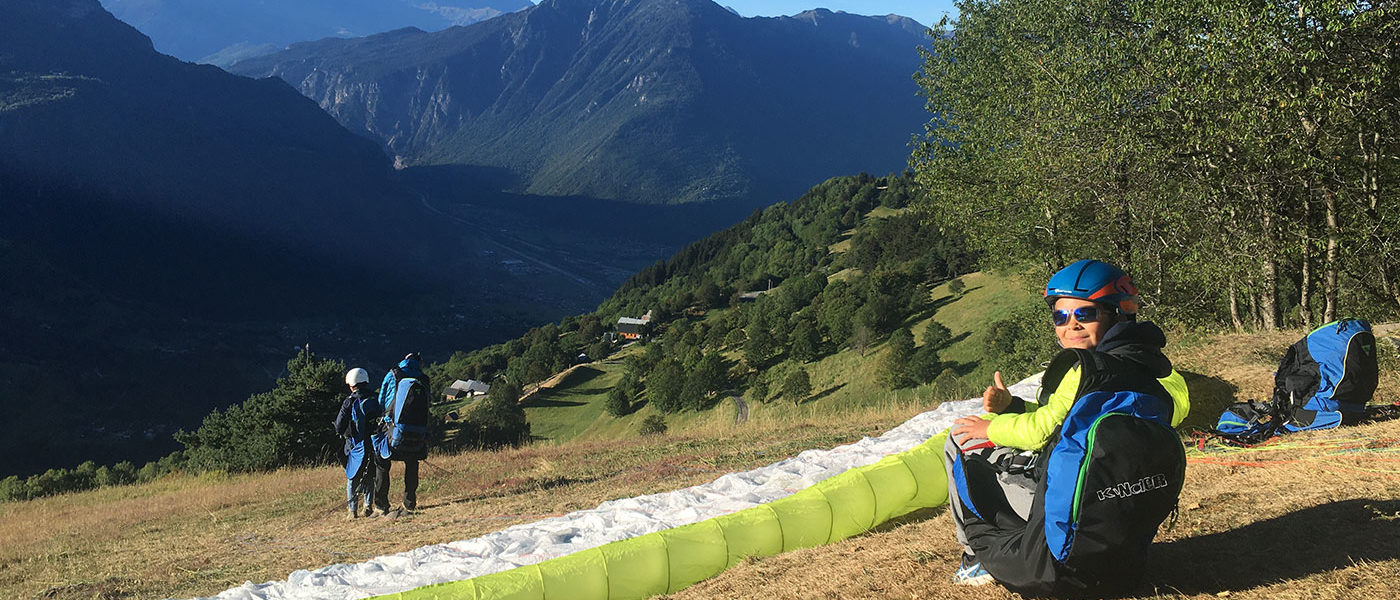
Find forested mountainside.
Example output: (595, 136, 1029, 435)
(230, 0, 931, 206)
(0, 0, 503, 476)
(98, 0, 533, 65)
(5, 172, 983, 497)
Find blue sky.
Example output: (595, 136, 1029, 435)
(719, 1, 958, 28)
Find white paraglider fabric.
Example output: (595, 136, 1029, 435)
(200, 374, 1042, 600)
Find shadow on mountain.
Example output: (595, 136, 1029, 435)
(401, 164, 753, 247)
(799, 383, 848, 406)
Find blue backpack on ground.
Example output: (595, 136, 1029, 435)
(1214, 319, 1378, 443)
(954, 350, 1187, 596)
(1275, 318, 1378, 430)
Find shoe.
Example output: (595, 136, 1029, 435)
(367, 507, 389, 518)
(363, 503, 374, 518)
(347, 505, 359, 520)
(953, 553, 994, 586)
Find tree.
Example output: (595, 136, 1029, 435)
(748, 372, 771, 404)
(851, 324, 874, 357)
(697, 278, 725, 309)
(931, 368, 962, 398)
(604, 386, 630, 417)
(880, 328, 917, 389)
(458, 381, 530, 449)
(577, 315, 604, 341)
(588, 339, 612, 363)
(779, 364, 812, 407)
(912, 0, 1400, 327)
(723, 327, 746, 349)
(911, 345, 942, 384)
(743, 322, 780, 370)
(855, 293, 900, 337)
(176, 347, 344, 472)
(789, 319, 823, 363)
(639, 415, 668, 436)
(684, 351, 729, 411)
(923, 320, 953, 350)
(646, 359, 686, 414)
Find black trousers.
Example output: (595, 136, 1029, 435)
(372, 453, 419, 510)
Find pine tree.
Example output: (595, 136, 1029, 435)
(176, 347, 344, 472)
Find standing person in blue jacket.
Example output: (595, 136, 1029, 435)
(334, 368, 379, 519)
(370, 352, 427, 515)
(944, 260, 1191, 588)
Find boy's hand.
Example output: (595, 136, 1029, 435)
(957, 416, 991, 444)
(982, 371, 1012, 414)
(951, 415, 992, 449)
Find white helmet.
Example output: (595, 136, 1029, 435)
(345, 368, 371, 386)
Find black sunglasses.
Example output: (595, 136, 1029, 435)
(1051, 306, 1108, 326)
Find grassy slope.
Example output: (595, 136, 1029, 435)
(5, 273, 1398, 600)
(513, 271, 1040, 447)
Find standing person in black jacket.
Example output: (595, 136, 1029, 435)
(369, 353, 428, 515)
(334, 368, 379, 519)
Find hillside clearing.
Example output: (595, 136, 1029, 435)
(3, 323, 1396, 599)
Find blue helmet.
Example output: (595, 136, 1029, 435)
(1044, 259, 1141, 316)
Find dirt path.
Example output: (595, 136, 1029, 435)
(732, 394, 749, 424)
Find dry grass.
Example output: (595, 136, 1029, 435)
(660, 327, 1400, 600)
(0, 404, 933, 600)
(663, 420, 1400, 600)
(5, 328, 1398, 600)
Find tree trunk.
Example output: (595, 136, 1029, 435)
(1361, 131, 1399, 313)
(1115, 184, 1133, 270)
(1323, 191, 1339, 323)
(1299, 191, 1314, 328)
(1229, 277, 1245, 332)
(1259, 208, 1279, 330)
(1249, 281, 1263, 330)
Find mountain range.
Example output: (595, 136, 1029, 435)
(0, 0, 935, 477)
(229, 0, 932, 206)
(0, 0, 513, 476)
(97, 0, 534, 65)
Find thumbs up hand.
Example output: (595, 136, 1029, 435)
(982, 371, 1013, 414)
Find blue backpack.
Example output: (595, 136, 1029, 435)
(954, 350, 1186, 596)
(1215, 319, 1378, 443)
(374, 377, 431, 461)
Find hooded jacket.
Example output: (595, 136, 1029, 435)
(334, 388, 379, 479)
(985, 321, 1190, 451)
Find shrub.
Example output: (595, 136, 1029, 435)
(604, 386, 630, 417)
(639, 414, 668, 436)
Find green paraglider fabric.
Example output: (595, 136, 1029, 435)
(374, 433, 949, 600)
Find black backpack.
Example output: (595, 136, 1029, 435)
(955, 350, 1186, 597)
